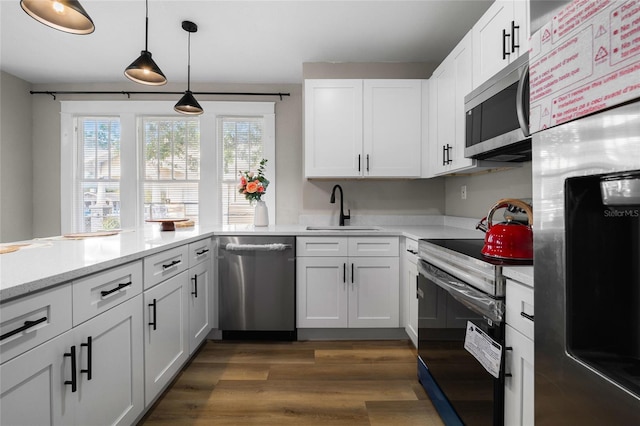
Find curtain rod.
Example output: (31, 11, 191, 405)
(30, 90, 291, 101)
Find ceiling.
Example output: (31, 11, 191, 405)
(0, 0, 492, 85)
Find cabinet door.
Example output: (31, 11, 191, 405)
(304, 79, 363, 178)
(472, 0, 515, 87)
(430, 31, 475, 176)
(296, 257, 348, 328)
(404, 258, 419, 347)
(349, 257, 399, 328)
(143, 272, 189, 405)
(73, 295, 144, 426)
(505, 325, 535, 426)
(188, 260, 212, 353)
(0, 331, 74, 426)
(363, 80, 422, 177)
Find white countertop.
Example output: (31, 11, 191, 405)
(0, 222, 485, 303)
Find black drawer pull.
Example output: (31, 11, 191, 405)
(148, 299, 157, 330)
(192, 275, 198, 298)
(100, 281, 132, 297)
(162, 259, 181, 270)
(366, 154, 370, 172)
(343, 263, 346, 283)
(196, 248, 209, 256)
(358, 154, 361, 172)
(502, 28, 511, 59)
(520, 312, 534, 322)
(64, 345, 77, 392)
(351, 263, 354, 284)
(81, 336, 92, 380)
(0, 316, 48, 341)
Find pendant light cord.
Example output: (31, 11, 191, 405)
(144, 0, 149, 51)
(187, 31, 192, 91)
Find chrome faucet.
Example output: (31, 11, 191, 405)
(330, 184, 350, 226)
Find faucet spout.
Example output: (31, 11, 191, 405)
(330, 184, 351, 226)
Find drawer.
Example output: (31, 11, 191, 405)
(73, 261, 143, 326)
(506, 279, 534, 340)
(348, 237, 399, 257)
(0, 284, 72, 364)
(189, 238, 214, 268)
(144, 245, 189, 289)
(405, 237, 418, 264)
(297, 237, 348, 257)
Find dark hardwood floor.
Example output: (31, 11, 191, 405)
(139, 339, 445, 425)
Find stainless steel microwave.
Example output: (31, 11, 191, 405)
(464, 53, 530, 162)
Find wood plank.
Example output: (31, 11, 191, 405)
(366, 400, 445, 426)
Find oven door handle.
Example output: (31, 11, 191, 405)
(418, 260, 504, 324)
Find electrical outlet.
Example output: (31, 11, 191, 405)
(461, 185, 467, 200)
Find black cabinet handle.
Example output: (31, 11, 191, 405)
(191, 275, 198, 298)
(351, 263, 354, 284)
(148, 299, 157, 330)
(64, 345, 78, 392)
(100, 281, 132, 298)
(366, 154, 370, 172)
(502, 29, 511, 60)
(504, 346, 513, 378)
(520, 312, 534, 322)
(81, 336, 92, 381)
(445, 144, 452, 165)
(406, 249, 418, 255)
(162, 259, 181, 270)
(511, 20, 520, 52)
(416, 275, 419, 299)
(358, 154, 361, 172)
(0, 316, 47, 341)
(442, 145, 447, 166)
(343, 263, 346, 283)
(196, 248, 209, 256)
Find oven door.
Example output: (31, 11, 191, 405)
(417, 259, 505, 426)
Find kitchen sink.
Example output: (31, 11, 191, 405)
(305, 226, 382, 231)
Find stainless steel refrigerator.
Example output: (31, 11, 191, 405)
(533, 99, 640, 423)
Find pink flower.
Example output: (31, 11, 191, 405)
(246, 181, 259, 193)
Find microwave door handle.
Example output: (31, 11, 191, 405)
(516, 65, 530, 137)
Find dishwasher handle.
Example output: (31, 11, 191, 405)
(223, 243, 292, 252)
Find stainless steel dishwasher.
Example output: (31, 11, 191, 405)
(217, 236, 296, 340)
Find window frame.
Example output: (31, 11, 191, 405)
(61, 100, 275, 233)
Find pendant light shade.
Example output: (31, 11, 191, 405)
(21, 0, 94, 34)
(124, 0, 166, 86)
(174, 21, 203, 115)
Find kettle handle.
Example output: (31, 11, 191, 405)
(487, 198, 533, 227)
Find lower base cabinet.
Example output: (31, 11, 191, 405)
(143, 271, 189, 406)
(505, 324, 535, 426)
(0, 295, 144, 426)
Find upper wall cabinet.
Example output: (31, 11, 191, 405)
(427, 32, 476, 176)
(305, 79, 423, 178)
(472, 0, 529, 89)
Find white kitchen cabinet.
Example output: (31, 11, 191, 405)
(427, 31, 476, 176)
(402, 238, 419, 347)
(0, 326, 73, 425)
(72, 295, 144, 426)
(0, 293, 143, 426)
(505, 324, 535, 426)
(143, 270, 189, 406)
(472, 0, 529, 88)
(305, 79, 423, 178)
(187, 259, 212, 353)
(297, 236, 399, 328)
(504, 268, 534, 426)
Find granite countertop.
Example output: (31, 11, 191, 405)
(0, 220, 485, 303)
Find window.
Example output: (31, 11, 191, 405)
(219, 117, 265, 225)
(75, 117, 121, 232)
(61, 101, 274, 233)
(142, 117, 200, 223)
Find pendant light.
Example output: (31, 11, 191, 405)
(21, 0, 94, 35)
(174, 21, 203, 115)
(124, 0, 166, 86)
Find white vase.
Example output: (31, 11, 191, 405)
(254, 200, 269, 227)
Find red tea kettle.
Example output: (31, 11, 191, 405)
(476, 198, 533, 260)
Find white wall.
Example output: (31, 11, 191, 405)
(1, 71, 33, 242)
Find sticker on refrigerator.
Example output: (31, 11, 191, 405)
(529, 0, 640, 133)
(463, 321, 502, 379)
